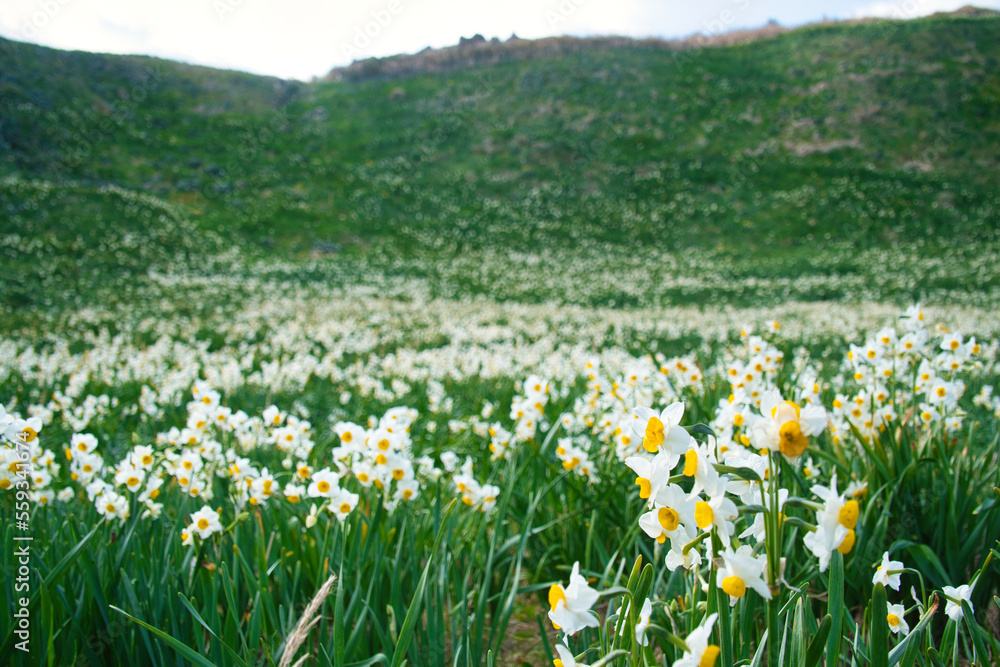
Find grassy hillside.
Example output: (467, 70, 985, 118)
(2, 13, 999, 309)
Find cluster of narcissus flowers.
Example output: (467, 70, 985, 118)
(19, 377, 505, 534)
(558, 353, 704, 468)
(625, 394, 838, 577)
(509, 374, 551, 442)
(871, 550, 980, 636)
(554, 436, 601, 484)
(0, 406, 51, 502)
(829, 304, 987, 443)
(873, 552, 912, 636)
(545, 560, 724, 667)
(451, 455, 501, 513)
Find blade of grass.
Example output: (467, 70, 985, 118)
(389, 500, 455, 667)
(827, 550, 844, 665)
(870, 583, 888, 667)
(805, 614, 832, 667)
(111, 605, 219, 667)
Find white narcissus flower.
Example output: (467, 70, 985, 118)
(71, 433, 99, 455)
(262, 405, 284, 427)
(664, 529, 704, 572)
(132, 445, 155, 469)
(675, 612, 720, 667)
(328, 488, 360, 522)
(717, 545, 772, 605)
(679, 439, 720, 500)
(739, 487, 787, 544)
(307, 468, 340, 498)
(693, 476, 739, 539)
(631, 403, 690, 455)
(7, 417, 42, 444)
(189, 505, 222, 539)
(887, 603, 909, 636)
(635, 598, 652, 646)
(96, 490, 129, 522)
(873, 552, 904, 591)
(942, 584, 973, 622)
(283, 482, 305, 504)
(547, 562, 600, 636)
(625, 449, 679, 508)
(114, 462, 146, 493)
(638, 484, 698, 545)
(803, 472, 858, 572)
(751, 391, 827, 459)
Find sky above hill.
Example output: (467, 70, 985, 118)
(1, 0, 998, 80)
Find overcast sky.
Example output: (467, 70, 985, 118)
(1, 0, 997, 80)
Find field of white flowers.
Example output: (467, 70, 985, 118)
(1, 266, 999, 666)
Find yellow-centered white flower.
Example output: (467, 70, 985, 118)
(547, 561, 600, 636)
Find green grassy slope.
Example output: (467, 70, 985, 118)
(2, 13, 999, 308)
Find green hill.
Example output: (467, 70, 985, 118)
(2, 12, 999, 309)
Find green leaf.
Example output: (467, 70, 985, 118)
(177, 593, 248, 667)
(826, 551, 844, 665)
(805, 614, 831, 667)
(715, 464, 762, 483)
(689, 423, 716, 437)
(870, 583, 889, 667)
(899, 629, 922, 666)
(0, 523, 102, 662)
(598, 586, 633, 599)
(961, 600, 989, 663)
(335, 560, 346, 667)
(111, 605, 219, 667)
(389, 500, 455, 667)
(645, 624, 689, 653)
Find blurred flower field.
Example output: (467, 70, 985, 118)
(1, 273, 998, 666)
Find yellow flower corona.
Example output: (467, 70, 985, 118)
(721, 576, 746, 598)
(838, 529, 856, 554)
(548, 584, 566, 611)
(778, 420, 809, 457)
(658, 507, 680, 532)
(547, 584, 565, 629)
(695, 501, 714, 529)
(838, 500, 859, 530)
(699, 645, 721, 667)
(683, 449, 698, 476)
(643, 416, 665, 452)
(635, 477, 651, 498)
